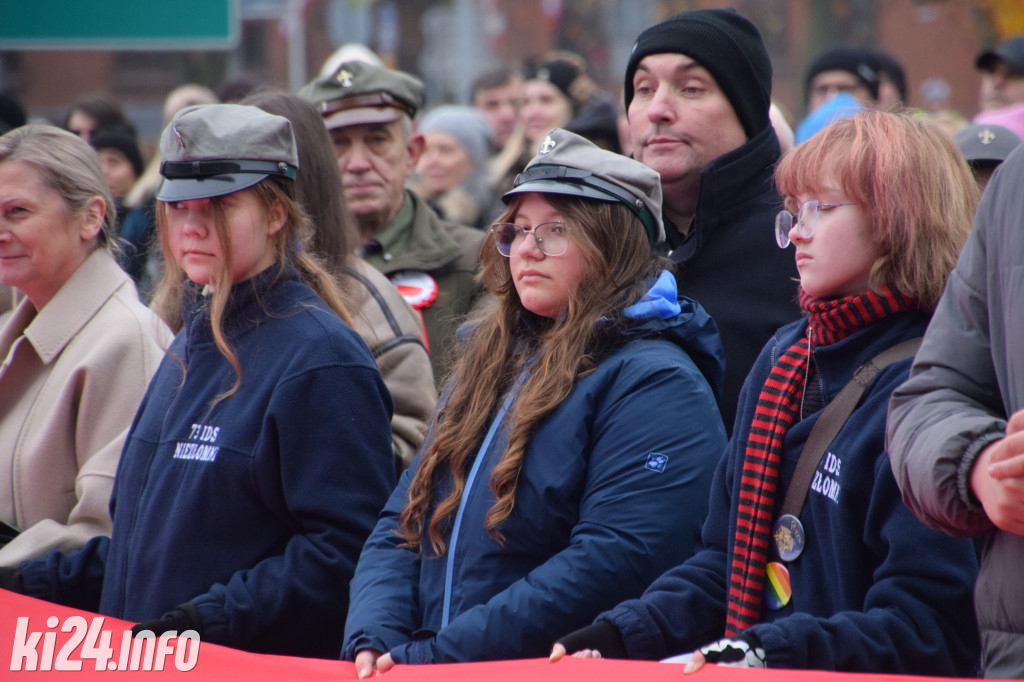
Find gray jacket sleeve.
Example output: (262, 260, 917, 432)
(886, 158, 1024, 538)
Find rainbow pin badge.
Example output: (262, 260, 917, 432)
(763, 561, 792, 610)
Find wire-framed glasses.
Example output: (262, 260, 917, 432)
(490, 222, 571, 257)
(774, 199, 856, 248)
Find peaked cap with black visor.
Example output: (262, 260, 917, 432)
(156, 103, 298, 202)
(502, 128, 664, 245)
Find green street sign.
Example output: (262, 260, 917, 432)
(0, 0, 240, 49)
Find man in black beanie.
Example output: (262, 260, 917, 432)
(621, 7, 798, 433)
(804, 46, 881, 113)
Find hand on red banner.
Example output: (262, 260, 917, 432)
(549, 643, 602, 662)
(0, 566, 23, 593)
(684, 634, 766, 674)
(355, 648, 395, 678)
(573, 649, 602, 659)
(682, 650, 706, 674)
(130, 602, 203, 638)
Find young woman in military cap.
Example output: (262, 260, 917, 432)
(4, 103, 396, 658)
(343, 128, 727, 674)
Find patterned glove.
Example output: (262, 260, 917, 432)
(131, 602, 203, 638)
(698, 633, 767, 668)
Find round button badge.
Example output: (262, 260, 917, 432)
(772, 513, 806, 562)
(763, 561, 792, 610)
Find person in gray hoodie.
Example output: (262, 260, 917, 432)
(888, 144, 1024, 678)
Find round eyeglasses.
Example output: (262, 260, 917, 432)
(490, 222, 571, 257)
(774, 199, 856, 248)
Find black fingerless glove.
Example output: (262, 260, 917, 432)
(698, 631, 766, 668)
(0, 566, 23, 593)
(556, 620, 628, 659)
(131, 602, 203, 638)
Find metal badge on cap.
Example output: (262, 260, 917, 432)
(336, 69, 354, 87)
(539, 134, 556, 154)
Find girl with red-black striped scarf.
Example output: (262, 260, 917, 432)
(553, 110, 982, 676)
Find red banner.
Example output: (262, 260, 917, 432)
(0, 590, 975, 680)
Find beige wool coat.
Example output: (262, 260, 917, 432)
(346, 258, 436, 471)
(0, 249, 170, 566)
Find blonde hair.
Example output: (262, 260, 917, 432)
(0, 124, 116, 249)
(398, 194, 667, 555)
(775, 110, 978, 310)
(151, 176, 352, 402)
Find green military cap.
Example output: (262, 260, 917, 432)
(503, 128, 665, 245)
(298, 60, 426, 130)
(156, 103, 297, 202)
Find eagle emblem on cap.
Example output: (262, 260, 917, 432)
(337, 69, 354, 88)
(539, 134, 556, 154)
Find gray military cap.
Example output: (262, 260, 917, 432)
(157, 103, 298, 202)
(503, 128, 665, 245)
(953, 123, 1022, 164)
(298, 60, 425, 130)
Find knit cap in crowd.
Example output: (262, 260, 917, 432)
(804, 46, 881, 102)
(298, 60, 425, 130)
(156, 103, 298, 202)
(623, 8, 772, 138)
(503, 128, 664, 245)
(91, 123, 145, 178)
(976, 36, 1024, 73)
(419, 105, 494, 172)
(525, 51, 600, 113)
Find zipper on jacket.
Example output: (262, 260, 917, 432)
(441, 373, 526, 628)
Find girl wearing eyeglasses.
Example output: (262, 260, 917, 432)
(554, 110, 982, 676)
(343, 128, 727, 675)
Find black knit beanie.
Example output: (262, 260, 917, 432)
(623, 8, 772, 138)
(804, 47, 880, 102)
(526, 51, 599, 113)
(91, 124, 145, 178)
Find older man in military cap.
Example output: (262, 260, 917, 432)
(300, 62, 484, 383)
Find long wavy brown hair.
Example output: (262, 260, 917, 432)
(150, 176, 352, 403)
(398, 193, 669, 555)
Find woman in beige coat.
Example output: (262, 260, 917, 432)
(0, 124, 170, 566)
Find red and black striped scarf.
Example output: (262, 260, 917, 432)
(724, 284, 917, 636)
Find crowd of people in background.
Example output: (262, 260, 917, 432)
(1, 5, 1024, 679)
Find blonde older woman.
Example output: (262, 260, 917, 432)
(0, 124, 170, 566)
